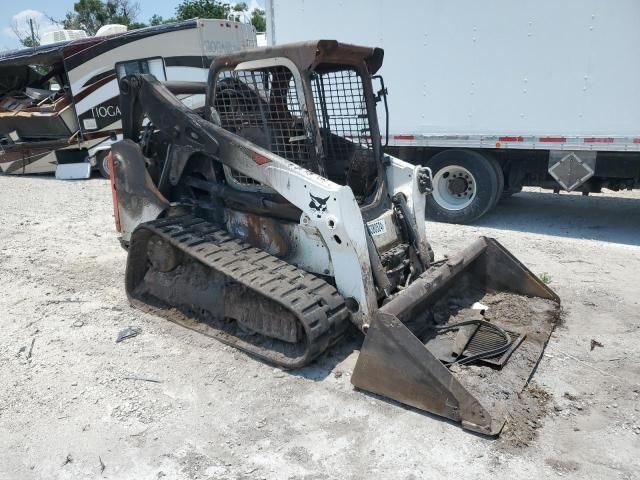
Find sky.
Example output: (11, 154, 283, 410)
(2, 0, 265, 50)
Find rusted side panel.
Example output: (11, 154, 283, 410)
(108, 151, 121, 232)
(226, 209, 291, 258)
(111, 140, 170, 241)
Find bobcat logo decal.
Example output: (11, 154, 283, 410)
(309, 193, 330, 218)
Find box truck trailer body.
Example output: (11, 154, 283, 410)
(267, 0, 640, 222)
(0, 19, 256, 176)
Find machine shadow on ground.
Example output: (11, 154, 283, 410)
(287, 332, 496, 441)
(474, 191, 640, 246)
(355, 387, 497, 439)
(291, 330, 363, 382)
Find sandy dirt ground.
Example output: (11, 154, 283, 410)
(0, 176, 639, 480)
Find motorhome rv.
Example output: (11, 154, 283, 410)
(0, 19, 256, 177)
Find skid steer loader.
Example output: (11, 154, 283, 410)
(109, 40, 560, 436)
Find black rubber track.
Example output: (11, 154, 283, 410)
(125, 215, 351, 368)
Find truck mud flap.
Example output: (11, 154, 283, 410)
(351, 237, 560, 436)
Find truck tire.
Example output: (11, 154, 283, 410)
(485, 154, 504, 209)
(96, 151, 110, 179)
(425, 149, 500, 224)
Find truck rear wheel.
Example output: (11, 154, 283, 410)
(425, 149, 500, 224)
(97, 151, 110, 179)
(486, 154, 504, 209)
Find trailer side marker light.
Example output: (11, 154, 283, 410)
(584, 137, 614, 143)
(499, 136, 523, 142)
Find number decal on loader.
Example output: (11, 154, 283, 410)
(367, 218, 387, 236)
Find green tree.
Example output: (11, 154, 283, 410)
(147, 14, 178, 26)
(250, 8, 266, 32)
(233, 2, 248, 12)
(11, 18, 42, 47)
(149, 14, 164, 26)
(62, 0, 103, 35)
(173, 0, 266, 31)
(63, 0, 145, 35)
(175, 0, 231, 21)
(103, 0, 140, 25)
(229, 2, 247, 22)
(127, 21, 148, 30)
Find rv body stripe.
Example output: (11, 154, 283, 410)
(3, 149, 58, 174)
(82, 69, 116, 88)
(83, 128, 123, 141)
(74, 72, 117, 103)
(63, 20, 198, 70)
(79, 56, 207, 91)
(75, 79, 119, 116)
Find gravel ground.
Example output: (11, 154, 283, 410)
(0, 176, 639, 480)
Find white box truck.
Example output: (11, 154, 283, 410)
(266, 0, 640, 222)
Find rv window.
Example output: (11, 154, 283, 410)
(116, 58, 166, 82)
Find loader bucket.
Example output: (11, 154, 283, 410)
(351, 237, 560, 436)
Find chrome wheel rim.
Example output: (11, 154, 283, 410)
(432, 165, 477, 211)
